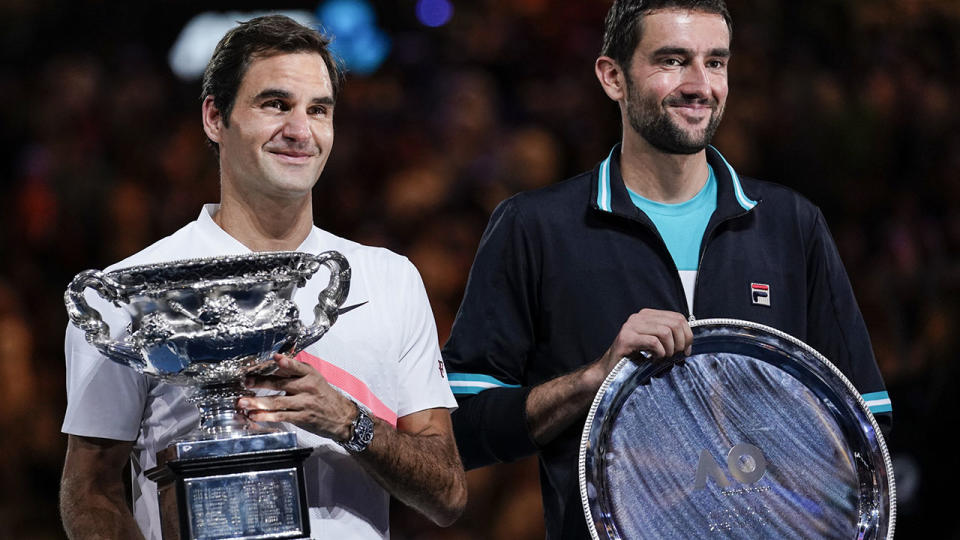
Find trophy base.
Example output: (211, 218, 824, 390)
(146, 433, 313, 540)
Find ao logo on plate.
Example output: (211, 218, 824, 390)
(694, 443, 767, 489)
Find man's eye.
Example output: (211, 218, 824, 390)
(309, 106, 328, 116)
(663, 58, 682, 67)
(264, 100, 286, 110)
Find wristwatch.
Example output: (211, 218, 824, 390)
(340, 403, 374, 453)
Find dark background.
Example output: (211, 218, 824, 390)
(0, 0, 957, 538)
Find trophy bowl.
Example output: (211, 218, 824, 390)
(65, 250, 352, 539)
(65, 250, 350, 438)
(579, 318, 895, 540)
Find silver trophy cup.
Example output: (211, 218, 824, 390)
(65, 250, 350, 540)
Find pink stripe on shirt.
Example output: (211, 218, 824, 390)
(295, 351, 398, 427)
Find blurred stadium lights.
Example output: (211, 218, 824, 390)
(415, 0, 453, 27)
(168, 1, 391, 81)
(316, 0, 390, 75)
(168, 10, 317, 81)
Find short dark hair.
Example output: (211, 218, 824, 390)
(201, 14, 344, 153)
(600, 0, 732, 68)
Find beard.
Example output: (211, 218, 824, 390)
(625, 76, 724, 155)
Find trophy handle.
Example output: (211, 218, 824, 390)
(64, 270, 146, 370)
(292, 250, 351, 353)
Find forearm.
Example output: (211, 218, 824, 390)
(61, 493, 144, 540)
(241, 356, 467, 525)
(61, 435, 143, 540)
(60, 467, 143, 540)
(525, 359, 608, 445)
(355, 418, 467, 527)
(526, 309, 692, 445)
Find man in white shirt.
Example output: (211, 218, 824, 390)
(60, 15, 466, 540)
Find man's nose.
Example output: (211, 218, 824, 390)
(679, 63, 711, 97)
(281, 109, 311, 141)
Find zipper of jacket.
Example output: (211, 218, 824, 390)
(690, 205, 757, 321)
(613, 212, 691, 318)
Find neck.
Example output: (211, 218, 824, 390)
(619, 129, 710, 204)
(213, 187, 314, 252)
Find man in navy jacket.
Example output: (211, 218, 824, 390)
(442, 1, 891, 538)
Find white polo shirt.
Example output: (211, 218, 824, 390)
(62, 205, 457, 539)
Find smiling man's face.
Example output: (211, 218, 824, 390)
(207, 52, 335, 200)
(623, 9, 730, 154)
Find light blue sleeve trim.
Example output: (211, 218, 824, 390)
(448, 372, 522, 395)
(449, 385, 498, 395)
(708, 145, 756, 211)
(861, 391, 892, 414)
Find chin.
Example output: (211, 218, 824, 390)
(262, 169, 322, 192)
(278, 183, 319, 197)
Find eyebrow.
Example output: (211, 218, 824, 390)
(651, 46, 731, 58)
(252, 88, 335, 106)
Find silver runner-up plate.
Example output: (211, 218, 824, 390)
(579, 318, 895, 540)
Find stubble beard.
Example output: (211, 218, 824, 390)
(625, 76, 724, 155)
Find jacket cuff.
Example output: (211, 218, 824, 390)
(452, 386, 538, 469)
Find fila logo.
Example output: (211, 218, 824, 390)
(751, 283, 770, 306)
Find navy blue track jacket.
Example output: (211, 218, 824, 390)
(442, 145, 891, 540)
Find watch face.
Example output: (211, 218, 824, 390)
(356, 413, 374, 444)
(579, 319, 895, 540)
(342, 408, 374, 453)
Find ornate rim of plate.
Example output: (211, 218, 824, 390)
(578, 318, 896, 540)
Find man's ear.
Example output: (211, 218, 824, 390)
(201, 96, 224, 144)
(595, 56, 627, 102)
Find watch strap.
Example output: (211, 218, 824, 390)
(340, 403, 374, 453)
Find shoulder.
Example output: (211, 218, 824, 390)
(513, 168, 594, 207)
(317, 228, 414, 270)
(103, 221, 201, 272)
(739, 175, 822, 224)
(493, 168, 596, 223)
(314, 228, 421, 287)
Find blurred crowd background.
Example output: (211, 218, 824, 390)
(1, 0, 957, 538)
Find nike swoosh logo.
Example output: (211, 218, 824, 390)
(336, 301, 368, 316)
